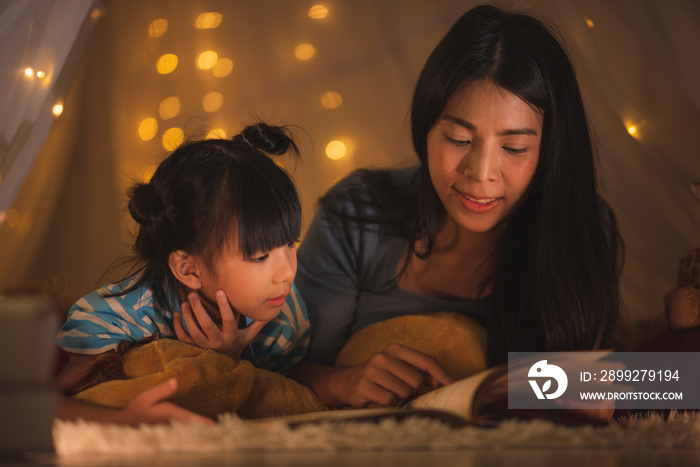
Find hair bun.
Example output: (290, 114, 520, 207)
(128, 183, 169, 226)
(238, 123, 298, 156)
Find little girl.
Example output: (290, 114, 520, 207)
(54, 122, 309, 394)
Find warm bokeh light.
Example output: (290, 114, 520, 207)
(162, 127, 184, 151)
(138, 118, 158, 141)
(90, 8, 105, 20)
(212, 58, 234, 78)
(0, 211, 5, 225)
(52, 103, 64, 117)
(202, 92, 223, 112)
(294, 43, 316, 61)
(585, 18, 595, 29)
(148, 18, 168, 37)
(197, 51, 219, 70)
(142, 165, 158, 183)
(326, 140, 347, 160)
(5, 209, 20, 229)
(308, 5, 328, 19)
(196, 12, 223, 29)
(24, 68, 33, 77)
(207, 129, 227, 140)
(36, 70, 46, 79)
(159, 97, 181, 120)
(156, 54, 178, 74)
(321, 91, 343, 109)
(627, 125, 638, 136)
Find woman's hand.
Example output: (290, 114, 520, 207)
(291, 343, 455, 408)
(173, 290, 268, 360)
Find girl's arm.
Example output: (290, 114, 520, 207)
(56, 378, 214, 425)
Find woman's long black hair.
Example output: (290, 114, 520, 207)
(408, 4, 622, 364)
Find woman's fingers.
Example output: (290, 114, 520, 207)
(383, 343, 456, 387)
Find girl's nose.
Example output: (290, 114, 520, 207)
(273, 247, 297, 284)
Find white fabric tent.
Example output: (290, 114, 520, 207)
(1, 0, 698, 335)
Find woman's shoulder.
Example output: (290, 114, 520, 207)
(320, 166, 419, 218)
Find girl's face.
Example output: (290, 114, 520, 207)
(427, 80, 542, 234)
(198, 241, 297, 322)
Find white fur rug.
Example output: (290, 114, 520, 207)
(53, 411, 700, 455)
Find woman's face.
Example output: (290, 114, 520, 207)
(427, 80, 542, 234)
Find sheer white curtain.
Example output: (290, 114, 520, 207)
(1, 0, 698, 332)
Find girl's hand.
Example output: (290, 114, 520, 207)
(294, 344, 455, 408)
(172, 290, 268, 360)
(121, 378, 215, 425)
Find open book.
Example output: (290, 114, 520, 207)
(249, 362, 611, 429)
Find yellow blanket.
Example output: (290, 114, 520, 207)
(73, 339, 327, 419)
(74, 311, 487, 419)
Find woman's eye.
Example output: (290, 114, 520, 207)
(503, 146, 527, 155)
(446, 136, 471, 147)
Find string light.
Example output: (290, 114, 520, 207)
(138, 118, 158, 141)
(156, 54, 178, 74)
(308, 5, 328, 19)
(196, 12, 222, 29)
(162, 127, 184, 151)
(326, 141, 347, 160)
(24, 68, 34, 77)
(148, 19, 168, 37)
(159, 97, 181, 120)
(627, 125, 638, 136)
(321, 91, 343, 109)
(36, 71, 46, 79)
(212, 58, 233, 78)
(585, 18, 595, 29)
(294, 43, 316, 61)
(52, 103, 64, 117)
(202, 92, 223, 112)
(197, 51, 218, 70)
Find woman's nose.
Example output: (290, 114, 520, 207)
(463, 142, 498, 182)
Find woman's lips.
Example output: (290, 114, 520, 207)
(453, 187, 502, 213)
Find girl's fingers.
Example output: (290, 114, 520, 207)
(215, 290, 238, 341)
(172, 311, 195, 344)
(180, 301, 208, 343)
(238, 319, 269, 344)
(187, 293, 220, 338)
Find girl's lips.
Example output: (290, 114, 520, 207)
(453, 187, 502, 213)
(267, 294, 288, 306)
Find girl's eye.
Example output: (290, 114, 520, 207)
(503, 146, 527, 155)
(287, 241, 298, 248)
(446, 135, 471, 147)
(250, 253, 269, 263)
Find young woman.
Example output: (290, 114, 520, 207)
(290, 4, 622, 408)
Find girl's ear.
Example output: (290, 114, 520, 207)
(168, 250, 203, 289)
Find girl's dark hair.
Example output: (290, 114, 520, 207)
(116, 122, 301, 303)
(325, 4, 622, 365)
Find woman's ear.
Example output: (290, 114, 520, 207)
(168, 250, 202, 289)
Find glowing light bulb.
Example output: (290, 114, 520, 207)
(36, 70, 46, 79)
(202, 92, 223, 112)
(156, 54, 178, 74)
(196, 12, 222, 29)
(52, 104, 64, 117)
(139, 118, 158, 141)
(197, 51, 218, 70)
(309, 5, 328, 19)
(207, 129, 227, 139)
(159, 97, 181, 120)
(627, 125, 637, 136)
(148, 19, 168, 37)
(294, 43, 316, 61)
(24, 68, 34, 77)
(212, 58, 234, 78)
(326, 140, 347, 160)
(321, 91, 343, 109)
(162, 127, 184, 151)
(585, 18, 595, 29)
